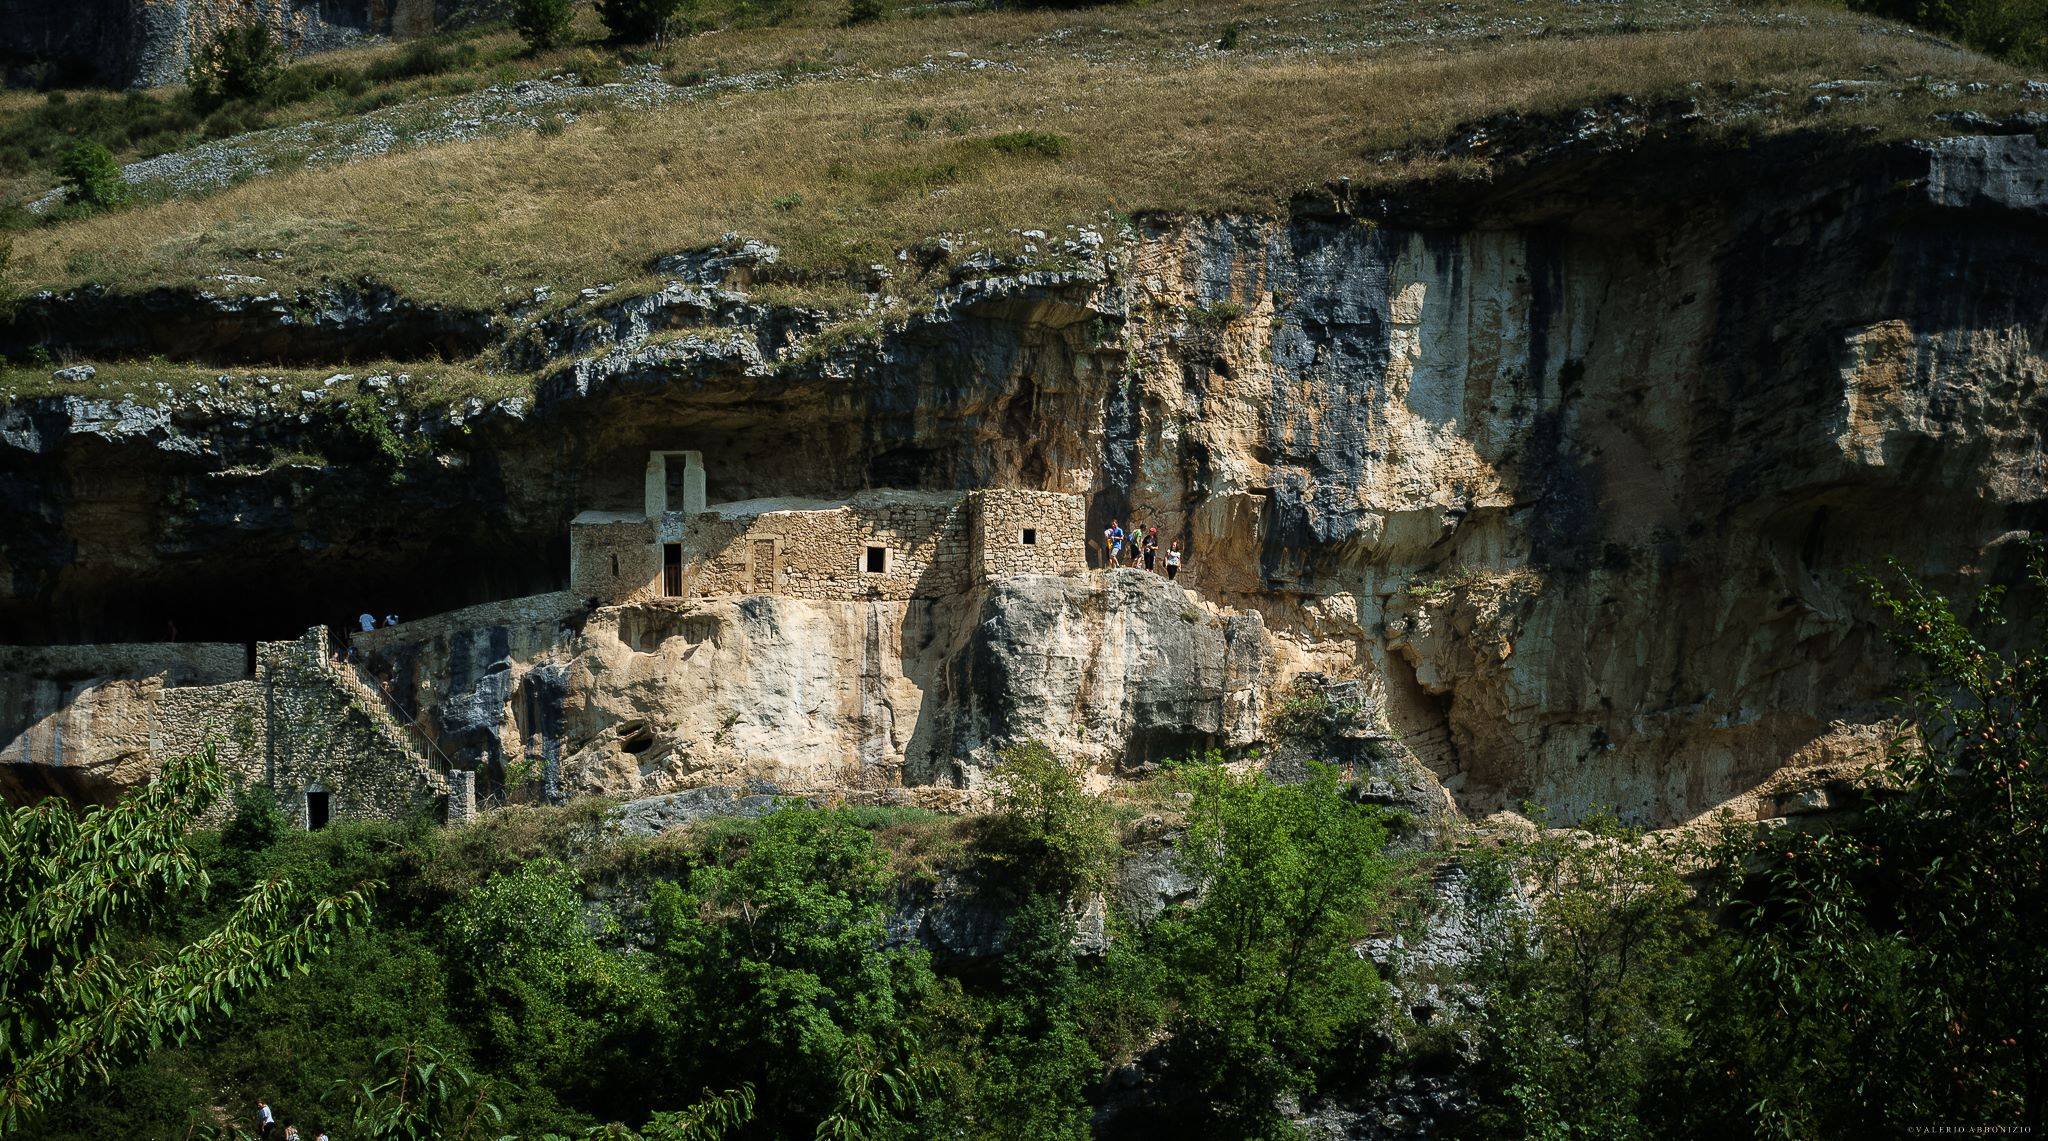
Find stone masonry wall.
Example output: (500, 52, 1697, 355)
(970, 490, 1087, 580)
(569, 515, 661, 604)
(258, 627, 447, 826)
(674, 494, 973, 602)
(571, 490, 1090, 606)
(1, 629, 444, 826)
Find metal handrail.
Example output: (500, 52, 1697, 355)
(336, 657, 466, 775)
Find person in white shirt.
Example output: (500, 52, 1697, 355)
(357, 613, 376, 633)
(257, 1101, 276, 1138)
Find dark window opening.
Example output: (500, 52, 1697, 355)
(610, 553, 620, 577)
(663, 543, 684, 596)
(245, 641, 258, 677)
(865, 546, 887, 573)
(306, 789, 331, 830)
(1020, 528, 1037, 545)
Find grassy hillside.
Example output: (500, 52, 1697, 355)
(0, 0, 2033, 314)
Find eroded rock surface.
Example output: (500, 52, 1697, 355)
(4, 128, 2044, 827)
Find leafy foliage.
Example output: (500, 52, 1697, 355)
(0, 745, 369, 1131)
(514, 0, 580, 53)
(1145, 763, 1395, 1136)
(635, 1084, 756, 1140)
(1668, 548, 2048, 1136)
(1457, 546, 2048, 1138)
(55, 140, 124, 212)
(596, 0, 686, 42)
(974, 741, 1121, 901)
(1848, 0, 2048, 66)
(647, 807, 941, 1136)
(440, 858, 663, 1127)
(188, 16, 286, 112)
(1461, 814, 1703, 1139)
(325, 1042, 507, 1141)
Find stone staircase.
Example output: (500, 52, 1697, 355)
(269, 628, 485, 823)
(324, 655, 478, 822)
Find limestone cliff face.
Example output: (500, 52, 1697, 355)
(3, 127, 2044, 826)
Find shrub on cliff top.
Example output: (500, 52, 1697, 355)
(597, 0, 685, 43)
(1849, 0, 2048, 67)
(187, 17, 285, 111)
(56, 139, 125, 212)
(514, 0, 579, 53)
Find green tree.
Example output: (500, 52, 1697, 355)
(1461, 812, 1703, 1139)
(648, 807, 940, 1136)
(439, 858, 663, 1129)
(595, 0, 684, 42)
(0, 745, 369, 1130)
(187, 16, 284, 110)
(325, 1042, 506, 1141)
(513, 0, 578, 52)
(1846, 0, 2048, 67)
(1148, 763, 1394, 1137)
(960, 896, 1099, 1141)
(1669, 548, 2048, 1136)
(56, 140, 124, 212)
(975, 740, 1121, 902)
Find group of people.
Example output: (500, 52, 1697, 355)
(356, 612, 400, 632)
(1102, 519, 1184, 580)
(256, 1100, 326, 1141)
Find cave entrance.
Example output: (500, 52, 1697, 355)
(306, 786, 331, 830)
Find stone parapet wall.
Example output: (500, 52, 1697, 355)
(348, 591, 582, 656)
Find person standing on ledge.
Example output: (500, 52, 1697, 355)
(1104, 519, 1124, 566)
(1143, 527, 1160, 571)
(1165, 541, 1183, 581)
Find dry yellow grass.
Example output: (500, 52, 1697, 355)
(4, 5, 2026, 311)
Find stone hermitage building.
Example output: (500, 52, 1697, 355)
(1, 453, 1094, 827)
(570, 452, 1088, 605)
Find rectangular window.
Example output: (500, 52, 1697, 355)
(1020, 528, 1037, 545)
(865, 546, 887, 573)
(663, 543, 683, 596)
(306, 789, 330, 831)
